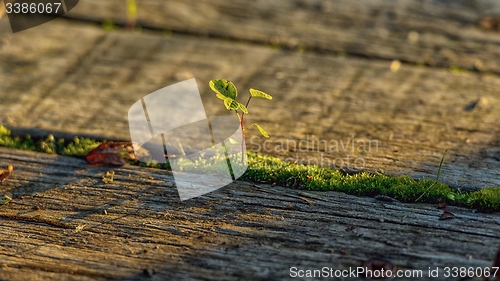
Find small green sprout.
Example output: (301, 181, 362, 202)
(209, 79, 272, 163)
(209, 79, 272, 138)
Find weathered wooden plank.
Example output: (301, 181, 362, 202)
(63, 0, 500, 73)
(0, 147, 499, 280)
(1, 18, 499, 189)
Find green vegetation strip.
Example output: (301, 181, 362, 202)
(0, 125, 499, 212)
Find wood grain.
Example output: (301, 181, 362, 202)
(64, 0, 500, 73)
(0, 147, 498, 280)
(0, 19, 499, 190)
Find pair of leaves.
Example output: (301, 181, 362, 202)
(209, 79, 272, 114)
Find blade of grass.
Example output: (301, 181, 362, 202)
(415, 149, 447, 202)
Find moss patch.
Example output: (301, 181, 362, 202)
(1, 125, 499, 212)
(0, 126, 101, 156)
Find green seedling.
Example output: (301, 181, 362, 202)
(209, 79, 272, 162)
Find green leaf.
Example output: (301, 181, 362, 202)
(249, 88, 272, 100)
(238, 102, 249, 114)
(248, 123, 269, 138)
(209, 79, 238, 99)
(223, 97, 239, 111)
(215, 93, 225, 101)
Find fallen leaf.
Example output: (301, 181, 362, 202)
(439, 210, 455, 220)
(86, 142, 135, 166)
(0, 165, 13, 183)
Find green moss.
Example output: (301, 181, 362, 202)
(0, 125, 499, 212)
(0, 126, 36, 151)
(242, 152, 499, 212)
(60, 137, 101, 157)
(0, 126, 101, 157)
(464, 187, 500, 212)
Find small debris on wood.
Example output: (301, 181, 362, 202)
(438, 202, 447, 209)
(478, 17, 500, 31)
(439, 210, 455, 220)
(102, 170, 115, 184)
(300, 196, 312, 205)
(375, 195, 399, 203)
(32, 205, 40, 211)
(0, 165, 13, 183)
(0, 195, 12, 205)
(75, 224, 86, 232)
(143, 268, 156, 277)
(464, 97, 488, 111)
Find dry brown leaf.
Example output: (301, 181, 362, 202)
(86, 142, 134, 166)
(439, 210, 455, 220)
(86, 142, 153, 166)
(0, 165, 13, 183)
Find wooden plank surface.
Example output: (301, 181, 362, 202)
(0, 2, 499, 280)
(0, 18, 499, 190)
(0, 147, 499, 280)
(64, 0, 500, 73)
